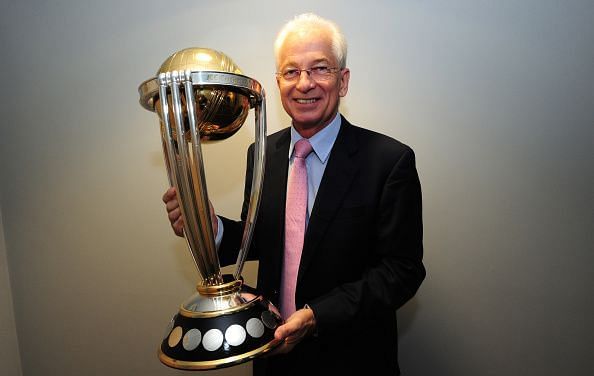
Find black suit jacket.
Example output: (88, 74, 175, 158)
(219, 117, 425, 375)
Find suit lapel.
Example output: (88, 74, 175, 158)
(298, 119, 360, 284)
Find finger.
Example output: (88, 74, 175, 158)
(274, 321, 296, 342)
(173, 218, 184, 237)
(266, 340, 294, 356)
(274, 324, 287, 341)
(168, 207, 181, 223)
(284, 330, 306, 345)
(239, 292, 257, 301)
(162, 187, 176, 203)
(273, 310, 313, 344)
(165, 198, 179, 211)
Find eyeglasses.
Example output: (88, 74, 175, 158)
(276, 66, 341, 82)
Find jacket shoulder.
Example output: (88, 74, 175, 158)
(342, 119, 415, 160)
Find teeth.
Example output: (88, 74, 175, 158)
(296, 98, 316, 104)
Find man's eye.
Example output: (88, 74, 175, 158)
(284, 69, 299, 77)
(311, 66, 330, 74)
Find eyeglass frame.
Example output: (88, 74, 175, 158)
(276, 66, 343, 82)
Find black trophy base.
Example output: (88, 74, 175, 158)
(159, 282, 282, 370)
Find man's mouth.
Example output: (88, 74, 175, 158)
(295, 98, 318, 104)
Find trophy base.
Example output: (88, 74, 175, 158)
(159, 276, 283, 370)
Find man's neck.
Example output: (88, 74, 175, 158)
(292, 112, 340, 139)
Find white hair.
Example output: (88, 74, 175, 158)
(274, 13, 348, 69)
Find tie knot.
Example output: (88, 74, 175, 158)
(294, 139, 313, 159)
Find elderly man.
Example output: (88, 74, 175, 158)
(163, 13, 425, 375)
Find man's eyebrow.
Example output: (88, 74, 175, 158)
(310, 58, 331, 65)
(281, 58, 331, 69)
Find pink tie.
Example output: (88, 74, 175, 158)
(281, 138, 313, 319)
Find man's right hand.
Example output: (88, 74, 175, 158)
(162, 187, 219, 238)
(162, 186, 184, 237)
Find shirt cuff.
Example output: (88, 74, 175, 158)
(215, 216, 224, 249)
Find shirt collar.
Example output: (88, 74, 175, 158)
(288, 113, 342, 164)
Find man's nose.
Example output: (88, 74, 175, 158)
(295, 70, 315, 91)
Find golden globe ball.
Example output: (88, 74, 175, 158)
(155, 47, 250, 141)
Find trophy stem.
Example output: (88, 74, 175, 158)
(234, 90, 267, 280)
(182, 70, 222, 284)
(158, 72, 222, 285)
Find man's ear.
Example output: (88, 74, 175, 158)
(339, 68, 350, 97)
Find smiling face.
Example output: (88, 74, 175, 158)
(276, 28, 350, 138)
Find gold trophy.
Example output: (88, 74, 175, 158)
(138, 48, 281, 370)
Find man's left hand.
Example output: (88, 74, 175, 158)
(270, 307, 317, 355)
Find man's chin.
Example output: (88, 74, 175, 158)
(291, 116, 332, 132)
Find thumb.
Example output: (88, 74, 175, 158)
(274, 320, 296, 341)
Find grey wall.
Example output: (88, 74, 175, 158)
(0, 207, 22, 376)
(1, 1, 592, 375)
